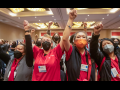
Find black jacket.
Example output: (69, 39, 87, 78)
(0, 45, 10, 65)
(90, 33, 120, 81)
(65, 45, 95, 81)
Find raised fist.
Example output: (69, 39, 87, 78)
(48, 21, 53, 27)
(35, 34, 38, 37)
(82, 22, 87, 27)
(23, 20, 30, 31)
(94, 23, 103, 35)
(31, 29, 35, 33)
(69, 9, 77, 20)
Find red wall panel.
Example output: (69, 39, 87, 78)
(112, 32, 120, 36)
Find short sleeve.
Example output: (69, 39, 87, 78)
(65, 44, 73, 61)
(53, 44, 64, 61)
(33, 45, 43, 60)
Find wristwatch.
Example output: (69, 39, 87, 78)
(25, 30, 31, 33)
(84, 27, 87, 29)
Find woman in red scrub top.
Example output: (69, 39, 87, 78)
(62, 9, 99, 81)
(90, 23, 120, 81)
(23, 20, 64, 81)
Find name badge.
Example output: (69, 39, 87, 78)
(81, 64, 88, 72)
(38, 66, 47, 72)
(8, 71, 17, 78)
(111, 68, 118, 78)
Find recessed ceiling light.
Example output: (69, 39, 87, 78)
(118, 27, 120, 28)
(35, 17, 37, 18)
(85, 18, 87, 20)
(107, 14, 109, 16)
(39, 20, 40, 21)
(52, 16, 54, 17)
(18, 17, 20, 19)
(88, 15, 89, 16)
(54, 19, 56, 20)
(102, 18, 104, 19)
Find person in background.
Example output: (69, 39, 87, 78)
(63, 9, 95, 81)
(86, 37, 91, 52)
(35, 38, 42, 49)
(4, 43, 33, 81)
(0, 39, 10, 81)
(11, 41, 17, 51)
(111, 38, 120, 53)
(47, 21, 61, 49)
(70, 34, 75, 45)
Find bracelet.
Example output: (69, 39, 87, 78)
(25, 30, 31, 33)
(84, 27, 87, 29)
(67, 25, 71, 28)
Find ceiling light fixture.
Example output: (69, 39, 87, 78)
(52, 16, 54, 17)
(110, 8, 119, 13)
(118, 27, 120, 28)
(107, 14, 109, 16)
(18, 17, 20, 19)
(37, 27, 41, 29)
(35, 17, 37, 18)
(102, 18, 104, 19)
(9, 8, 24, 13)
(54, 19, 56, 20)
(27, 8, 46, 11)
(88, 15, 89, 16)
(9, 13, 17, 16)
(39, 20, 40, 21)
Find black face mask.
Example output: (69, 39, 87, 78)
(114, 41, 119, 47)
(14, 50, 23, 59)
(54, 36, 59, 41)
(36, 41, 41, 47)
(42, 41, 51, 51)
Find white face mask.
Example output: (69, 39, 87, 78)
(103, 44, 114, 54)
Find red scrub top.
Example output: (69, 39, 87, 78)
(111, 56, 120, 81)
(65, 44, 88, 81)
(32, 44, 63, 81)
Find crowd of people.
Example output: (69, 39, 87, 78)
(0, 9, 120, 81)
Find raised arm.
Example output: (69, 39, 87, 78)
(47, 21, 53, 36)
(83, 22, 87, 33)
(63, 9, 77, 52)
(23, 20, 33, 67)
(90, 24, 104, 66)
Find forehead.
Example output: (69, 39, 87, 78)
(17, 45, 24, 49)
(38, 39, 41, 41)
(42, 37, 51, 40)
(102, 40, 112, 44)
(114, 39, 118, 41)
(76, 32, 86, 37)
(55, 34, 58, 36)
